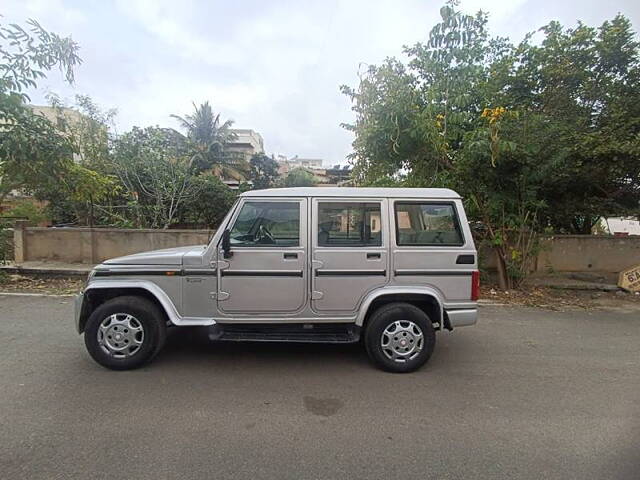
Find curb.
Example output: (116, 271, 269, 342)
(0, 266, 89, 277)
(0, 292, 76, 298)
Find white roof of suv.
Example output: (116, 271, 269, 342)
(242, 187, 461, 199)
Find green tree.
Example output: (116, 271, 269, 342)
(0, 18, 81, 203)
(5, 200, 47, 225)
(341, 2, 640, 288)
(282, 168, 316, 187)
(34, 94, 119, 225)
(177, 175, 236, 228)
(112, 127, 199, 229)
(171, 101, 248, 178)
(249, 153, 279, 189)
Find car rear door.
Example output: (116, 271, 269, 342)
(311, 197, 389, 313)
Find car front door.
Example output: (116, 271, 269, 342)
(217, 198, 307, 314)
(311, 198, 389, 313)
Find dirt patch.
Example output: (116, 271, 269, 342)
(481, 285, 640, 312)
(0, 273, 84, 295)
(303, 396, 344, 417)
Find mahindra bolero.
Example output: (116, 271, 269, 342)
(75, 187, 479, 373)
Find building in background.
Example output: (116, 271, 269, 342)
(596, 217, 640, 236)
(225, 129, 264, 162)
(29, 105, 88, 163)
(215, 129, 264, 189)
(276, 156, 324, 176)
(275, 156, 353, 187)
(277, 156, 320, 178)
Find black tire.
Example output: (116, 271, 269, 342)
(84, 295, 167, 370)
(364, 302, 436, 373)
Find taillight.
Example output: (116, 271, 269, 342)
(471, 270, 480, 301)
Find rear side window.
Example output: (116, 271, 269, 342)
(395, 203, 463, 246)
(318, 202, 382, 247)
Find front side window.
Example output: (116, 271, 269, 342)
(318, 202, 382, 247)
(230, 201, 300, 247)
(395, 203, 463, 246)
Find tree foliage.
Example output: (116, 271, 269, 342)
(249, 153, 279, 189)
(112, 127, 199, 229)
(177, 175, 236, 228)
(281, 168, 316, 187)
(0, 18, 82, 204)
(342, 1, 640, 287)
(171, 101, 248, 178)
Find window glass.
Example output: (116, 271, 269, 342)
(230, 201, 300, 247)
(395, 203, 463, 246)
(318, 202, 382, 247)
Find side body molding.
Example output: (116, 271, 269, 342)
(83, 280, 215, 327)
(355, 286, 445, 327)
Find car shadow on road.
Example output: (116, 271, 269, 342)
(155, 326, 368, 369)
(151, 326, 470, 373)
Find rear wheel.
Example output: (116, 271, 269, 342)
(364, 302, 435, 373)
(84, 296, 167, 370)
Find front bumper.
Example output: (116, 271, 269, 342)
(74, 292, 84, 333)
(446, 308, 477, 328)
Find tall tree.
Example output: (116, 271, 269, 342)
(171, 101, 248, 178)
(341, 2, 640, 288)
(0, 18, 82, 203)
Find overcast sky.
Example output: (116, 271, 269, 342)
(3, 0, 639, 165)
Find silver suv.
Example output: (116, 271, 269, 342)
(75, 187, 479, 373)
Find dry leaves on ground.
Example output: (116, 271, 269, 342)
(481, 285, 640, 311)
(0, 274, 84, 295)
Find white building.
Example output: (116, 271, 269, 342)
(597, 217, 640, 236)
(276, 156, 324, 176)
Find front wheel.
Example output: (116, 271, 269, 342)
(364, 303, 436, 373)
(84, 296, 167, 370)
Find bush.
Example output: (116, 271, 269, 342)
(5, 200, 47, 226)
(0, 220, 13, 263)
(177, 175, 236, 228)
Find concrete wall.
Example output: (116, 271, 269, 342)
(12, 224, 640, 273)
(13, 222, 213, 264)
(536, 235, 640, 274)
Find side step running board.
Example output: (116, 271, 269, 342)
(208, 323, 360, 344)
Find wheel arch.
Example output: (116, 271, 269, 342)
(356, 287, 445, 330)
(77, 280, 180, 334)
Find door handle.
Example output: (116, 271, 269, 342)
(367, 253, 381, 259)
(284, 253, 298, 259)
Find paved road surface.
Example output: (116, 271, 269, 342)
(0, 295, 638, 479)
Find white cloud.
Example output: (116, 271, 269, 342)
(5, 0, 640, 164)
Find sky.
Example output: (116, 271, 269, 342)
(3, 0, 639, 166)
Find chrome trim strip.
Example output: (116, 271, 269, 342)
(394, 270, 473, 276)
(221, 270, 303, 277)
(95, 269, 217, 277)
(316, 269, 386, 277)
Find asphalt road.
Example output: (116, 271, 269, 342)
(0, 295, 638, 480)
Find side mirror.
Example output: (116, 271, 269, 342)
(221, 229, 233, 259)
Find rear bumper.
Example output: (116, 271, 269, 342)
(446, 308, 477, 328)
(74, 292, 84, 334)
